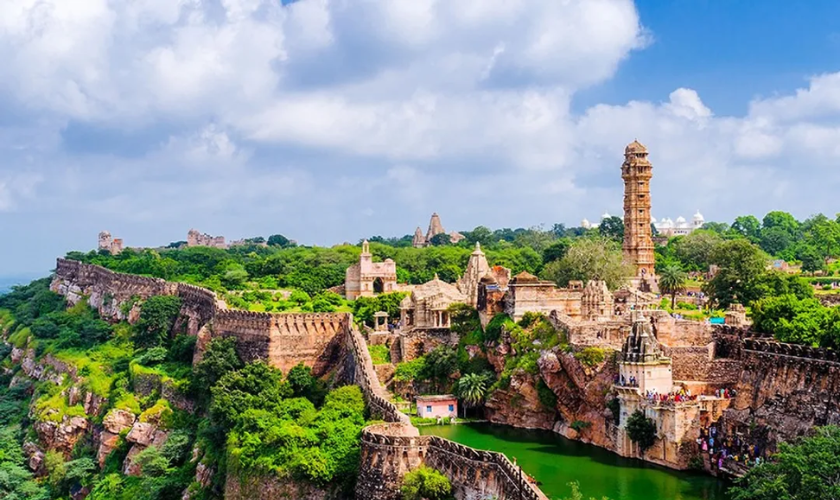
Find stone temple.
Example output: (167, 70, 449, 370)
(412, 213, 465, 247)
(97, 231, 124, 255)
(345, 240, 399, 300)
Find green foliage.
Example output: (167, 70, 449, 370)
(574, 347, 606, 367)
(606, 398, 620, 423)
(400, 466, 454, 500)
(286, 362, 327, 405)
(0, 427, 49, 500)
(424, 345, 459, 392)
(485, 313, 516, 342)
(368, 344, 391, 365)
(703, 239, 770, 309)
(570, 420, 592, 432)
(133, 296, 183, 348)
(352, 292, 407, 326)
(750, 294, 840, 348)
(226, 385, 365, 489)
(394, 356, 428, 382)
(210, 361, 291, 429)
(193, 336, 243, 391)
(626, 410, 657, 453)
(536, 378, 557, 409)
(559, 481, 612, 500)
(456, 372, 492, 410)
(658, 264, 688, 309)
(731, 425, 840, 500)
(598, 216, 624, 242)
(542, 236, 631, 290)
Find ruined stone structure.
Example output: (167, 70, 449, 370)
(187, 228, 227, 248)
(97, 231, 124, 255)
(580, 280, 614, 321)
(503, 272, 584, 321)
(345, 240, 398, 300)
(412, 213, 465, 247)
(621, 140, 656, 279)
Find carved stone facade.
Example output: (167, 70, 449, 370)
(580, 280, 614, 322)
(97, 231, 124, 255)
(456, 243, 494, 307)
(621, 140, 656, 278)
(187, 228, 226, 248)
(345, 240, 398, 300)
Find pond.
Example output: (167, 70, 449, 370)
(419, 423, 730, 500)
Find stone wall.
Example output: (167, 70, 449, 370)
(721, 337, 840, 454)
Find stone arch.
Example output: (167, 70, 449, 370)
(373, 277, 384, 294)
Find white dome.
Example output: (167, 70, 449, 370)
(660, 218, 674, 228)
(675, 216, 686, 223)
(693, 210, 704, 221)
(581, 218, 591, 228)
(601, 211, 610, 220)
(650, 215, 657, 223)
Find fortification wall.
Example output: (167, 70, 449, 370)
(721, 338, 840, 454)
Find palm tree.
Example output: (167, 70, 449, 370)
(659, 265, 688, 310)
(456, 373, 491, 418)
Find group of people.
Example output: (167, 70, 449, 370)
(644, 388, 697, 403)
(699, 425, 764, 471)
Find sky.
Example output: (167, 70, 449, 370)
(2, 0, 840, 276)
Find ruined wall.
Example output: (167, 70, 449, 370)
(397, 328, 455, 362)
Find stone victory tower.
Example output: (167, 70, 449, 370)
(621, 140, 656, 278)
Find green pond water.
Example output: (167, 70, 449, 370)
(418, 423, 730, 500)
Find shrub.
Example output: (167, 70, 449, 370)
(368, 345, 391, 365)
(537, 378, 557, 409)
(606, 398, 620, 423)
(626, 410, 657, 453)
(574, 347, 606, 367)
(400, 466, 454, 500)
(394, 356, 428, 382)
(133, 296, 183, 348)
(570, 420, 591, 432)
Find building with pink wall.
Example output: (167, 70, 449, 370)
(416, 395, 458, 419)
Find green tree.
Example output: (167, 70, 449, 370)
(425, 346, 458, 392)
(429, 233, 452, 246)
(543, 238, 571, 264)
(193, 336, 243, 391)
(400, 466, 454, 500)
(598, 216, 624, 242)
(133, 296, 183, 348)
(658, 265, 688, 309)
(700, 221, 730, 234)
(456, 372, 491, 417)
(671, 230, 723, 271)
(626, 410, 657, 454)
(542, 237, 631, 290)
(731, 426, 840, 500)
(210, 361, 291, 429)
(703, 239, 770, 309)
(267, 234, 293, 247)
(731, 215, 761, 242)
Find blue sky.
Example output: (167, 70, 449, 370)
(2, 0, 840, 276)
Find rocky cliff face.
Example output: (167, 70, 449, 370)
(224, 471, 347, 500)
(485, 371, 555, 430)
(539, 349, 617, 448)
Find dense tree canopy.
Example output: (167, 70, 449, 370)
(731, 426, 840, 500)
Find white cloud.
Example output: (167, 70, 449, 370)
(3, 0, 840, 274)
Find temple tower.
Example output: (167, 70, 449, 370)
(621, 140, 655, 278)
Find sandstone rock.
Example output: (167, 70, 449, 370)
(485, 372, 555, 430)
(103, 409, 136, 434)
(126, 422, 156, 446)
(23, 442, 45, 474)
(123, 445, 144, 476)
(34, 416, 89, 456)
(84, 392, 107, 416)
(97, 431, 121, 468)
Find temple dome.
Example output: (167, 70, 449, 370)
(625, 140, 647, 154)
(601, 211, 611, 220)
(693, 210, 704, 222)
